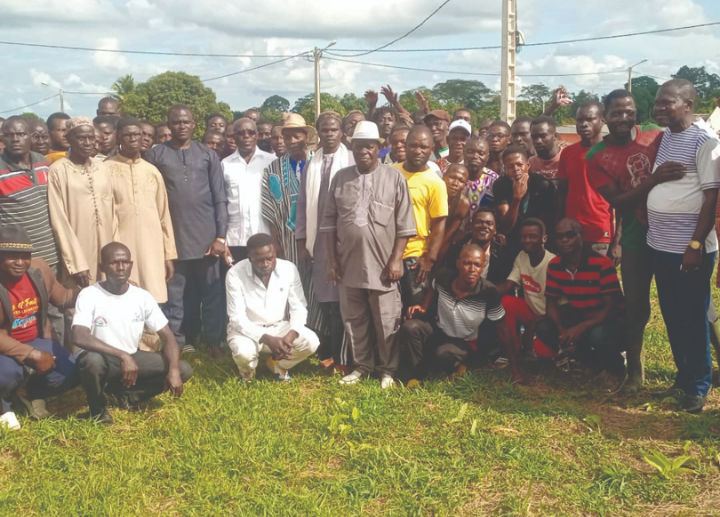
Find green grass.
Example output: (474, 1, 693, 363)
(1, 282, 720, 516)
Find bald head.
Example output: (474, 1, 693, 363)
(100, 242, 131, 264)
(654, 78, 697, 129)
(407, 124, 433, 141)
(660, 78, 696, 103)
(2, 116, 31, 133)
(460, 243, 485, 260)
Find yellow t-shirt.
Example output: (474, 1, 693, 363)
(46, 151, 67, 164)
(394, 163, 449, 259)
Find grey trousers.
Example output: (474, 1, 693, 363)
(339, 285, 402, 375)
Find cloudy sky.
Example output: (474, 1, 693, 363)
(1, 0, 719, 119)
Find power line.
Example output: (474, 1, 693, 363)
(0, 94, 60, 115)
(64, 91, 112, 95)
(0, 40, 292, 58)
(201, 52, 310, 82)
(324, 56, 633, 78)
(329, 21, 720, 54)
(340, 0, 453, 58)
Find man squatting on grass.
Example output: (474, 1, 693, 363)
(5, 79, 720, 429)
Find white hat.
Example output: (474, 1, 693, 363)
(449, 119, 472, 136)
(348, 121, 384, 144)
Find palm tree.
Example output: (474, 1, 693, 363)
(111, 75, 136, 103)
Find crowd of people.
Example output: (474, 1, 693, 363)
(0, 77, 719, 430)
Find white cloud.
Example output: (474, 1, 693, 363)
(93, 38, 129, 71)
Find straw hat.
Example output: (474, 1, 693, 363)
(280, 113, 317, 143)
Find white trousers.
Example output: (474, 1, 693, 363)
(227, 321, 319, 376)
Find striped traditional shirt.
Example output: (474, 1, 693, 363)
(433, 268, 505, 340)
(647, 123, 720, 254)
(545, 252, 622, 317)
(0, 151, 57, 265)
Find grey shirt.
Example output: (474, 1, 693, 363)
(145, 141, 228, 260)
(319, 163, 416, 292)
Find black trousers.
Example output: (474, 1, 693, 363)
(78, 350, 193, 416)
(398, 319, 477, 378)
(165, 256, 224, 349)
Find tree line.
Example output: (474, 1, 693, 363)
(98, 65, 720, 139)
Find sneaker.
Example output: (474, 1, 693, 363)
(599, 370, 627, 394)
(679, 394, 705, 414)
(651, 385, 683, 400)
(0, 411, 21, 431)
(266, 357, 291, 382)
(181, 344, 196, 354)
(237, 371, 254, 383)
(339, 370, 363, 385)
(18, 396, 51, 420)
(380, 374, 394, 389)
(92, 408, 114, 426)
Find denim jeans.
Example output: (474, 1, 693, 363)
(0, 338, 80, 414)
(653, 249, 716, 397)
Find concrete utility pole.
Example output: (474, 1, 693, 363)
(501, 0, 517, 124)
(627, 59, 648, 93)
(313, 47, 321, 121)
(313, 41, 337, 121)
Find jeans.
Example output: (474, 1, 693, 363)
(535, 305, 625, 375)
(653, 249, 716, 397)
(0, 338, 80, 414)
(78, 349, 193, 416)
(165, 256, 224, 349)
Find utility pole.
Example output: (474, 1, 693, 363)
(627, 59, 648, 93)
(59, 88, 64, 113)
(313, 47, 321, 122)
(501, 0, 517, 124)
(313, 41, 337, 122)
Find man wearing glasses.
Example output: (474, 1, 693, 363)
(539, 218, 627, 393)
(221, 118, 276, 264)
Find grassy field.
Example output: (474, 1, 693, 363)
(1, 285, 720, 517)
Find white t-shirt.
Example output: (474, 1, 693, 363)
(507, 250, 556, 316)
(72, 283, 169, 355)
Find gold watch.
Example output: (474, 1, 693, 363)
(689, 240, 703, 251)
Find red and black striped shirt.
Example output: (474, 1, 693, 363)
(545, 252, 622, 315)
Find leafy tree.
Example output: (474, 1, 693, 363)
(292, 93, 347, 124)
(120, 72, 231, 139)
(672, 66, 720, 100)
(430, 80, 492, 111)
(339, 93, 367, 114)
(398, 87, 440, 114)
(520, 84, 551, 112)
(261, 95, 290, 113)
(258, 109, 284, 125)
(20, 112, 41, 121)
(516, 100, 540, 118)
(112, 74, 136, 104)
(568, 90, 600, 120)
(624, 76, 660, 123)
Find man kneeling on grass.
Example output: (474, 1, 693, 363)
(398, 244, 526, 385)
(225, 233, 319, 382)
(72, 242, 192, 425)
(0, 225, 80, 430)
(540, 218, 627, 393)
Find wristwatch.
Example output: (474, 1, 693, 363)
(689, 240, 703, 250)
(215, 237, 226, 244)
